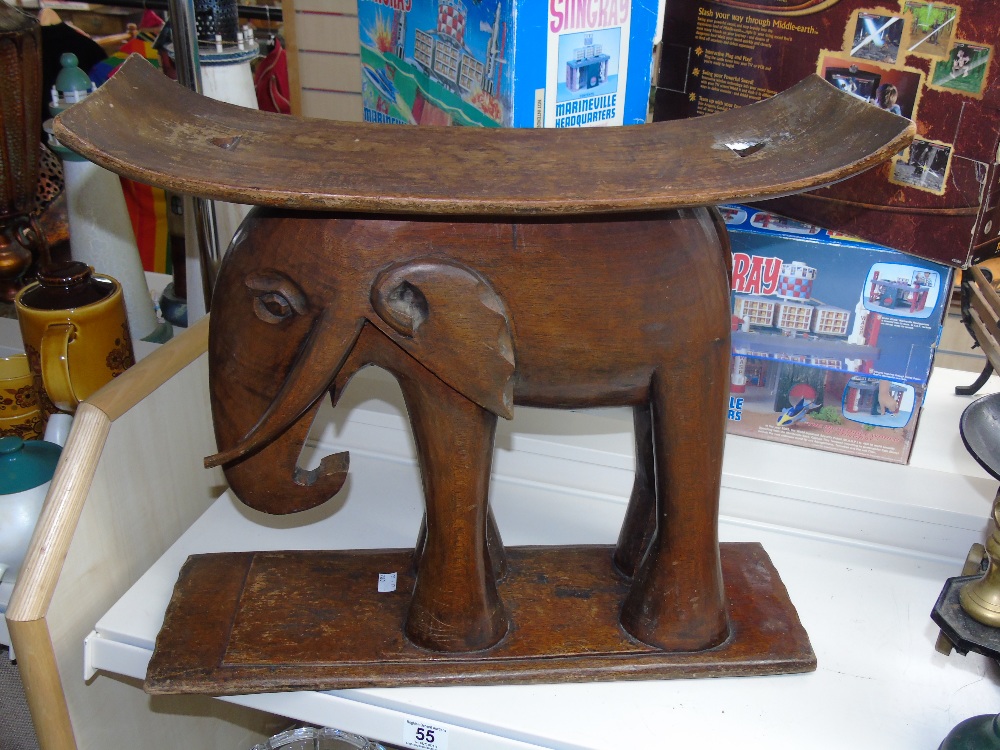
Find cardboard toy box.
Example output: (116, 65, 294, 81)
(721, 205, 952, 464)
(654, 0, 1000, 268)
(356, 0, 659, 128)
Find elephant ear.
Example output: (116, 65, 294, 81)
(371, 258, 515, 419)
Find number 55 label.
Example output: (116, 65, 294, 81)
(403, 718, 448, 750)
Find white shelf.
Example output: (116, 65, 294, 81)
(84, 365, 1000, 750)
(0, 315, 161, 653)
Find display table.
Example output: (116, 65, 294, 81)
(80, 358, 1000, 750)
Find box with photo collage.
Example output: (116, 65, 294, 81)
(655, 0, 1000, 268)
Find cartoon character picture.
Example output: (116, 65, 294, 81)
(890, 138, 953, 195)
(902, 2, 958, 58)
(849, 13, 905, 65)
(914, 270, 936, 288)
(931, 41, 991, 96)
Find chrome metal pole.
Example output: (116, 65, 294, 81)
(167, 0, 222, 315)
(167, 0, 202, 92)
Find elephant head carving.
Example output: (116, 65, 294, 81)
(205, 212, 516, 516)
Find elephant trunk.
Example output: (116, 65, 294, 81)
(216, 399, 349, 515)
(206, 308, 362, 514)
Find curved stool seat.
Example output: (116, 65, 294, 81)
(53, 55, 914, 217)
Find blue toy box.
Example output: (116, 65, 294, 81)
(356, 0, 659, 127)
(721, 205, 953, 464)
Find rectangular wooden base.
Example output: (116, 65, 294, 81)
(145, 543, 815, 694)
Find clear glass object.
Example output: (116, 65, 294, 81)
(250, 726, 387, 750)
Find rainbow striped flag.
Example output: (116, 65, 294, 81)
(92, 31, 172, 274)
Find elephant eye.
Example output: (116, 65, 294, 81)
(245, 271, 307, 324)
(256, 292, 293, 322)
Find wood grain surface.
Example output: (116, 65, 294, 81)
(52, 55, 914, 216)
(145, 543, 815, 694)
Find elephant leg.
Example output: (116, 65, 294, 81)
(414, 506, 507, 582)
(334, 324, 507, 650)
(396, 365, 508, 653)
(484, 506, 508, 582)
(619, 340, 730, 651)
(613, 404, 656, 578)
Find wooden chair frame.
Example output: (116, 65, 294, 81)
(956, 265, 1000, 396)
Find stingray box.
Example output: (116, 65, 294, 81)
(654, 0, 1000, 268)
(356, 0, 659, 128)
(721, 204, 953, 464)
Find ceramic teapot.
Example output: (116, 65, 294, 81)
(0, 433, 61, 584)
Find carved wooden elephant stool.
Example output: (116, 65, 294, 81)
(204, 208, 733, 655)
(53, 55, 914, 692)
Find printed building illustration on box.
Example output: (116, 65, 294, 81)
(357, 0, 658, 128)
(721, 206, 951, 464)
(732, 260, 852, 338)
(359, 0, 511, 127)
(566, 33, 610, 91)
(868, 270, 930, 313)
(776, 261, 815, 299)
(411, 0, 503, 98)
(846, 376, 905, 416)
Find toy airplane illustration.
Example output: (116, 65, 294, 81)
(777, 398, 820, 426)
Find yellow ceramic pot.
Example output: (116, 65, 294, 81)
(0, 354, 43, 440)
(15, 264, 135, 414)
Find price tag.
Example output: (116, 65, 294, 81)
(402, 718, 448, 750)
(378, 572, 397, 592)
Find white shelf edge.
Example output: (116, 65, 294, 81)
(222, 693, 548, 750)
(6, 307, 998, 747)
(83, 631, 150, 683)
(84, 451, 999, 750)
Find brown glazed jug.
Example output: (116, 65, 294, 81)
(15, 261, 135, 416)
